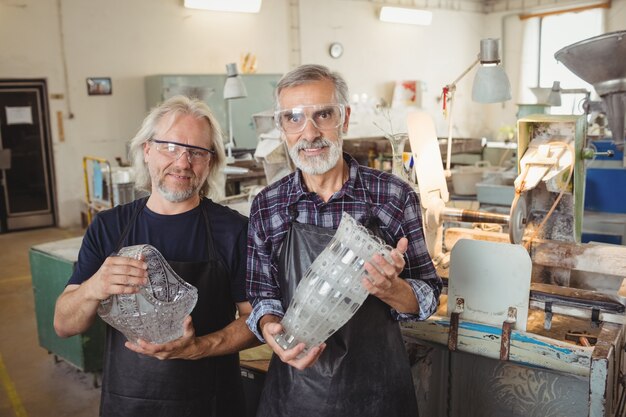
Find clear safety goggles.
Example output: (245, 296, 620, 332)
(150, 139, 215, 164)
(274, 103, 345, 134)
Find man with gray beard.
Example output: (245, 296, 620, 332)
(246, 64, 442, 417)
(54, 96, 258, 417)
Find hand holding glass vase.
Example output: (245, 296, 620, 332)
(97, 244, 198, 344)
(274, 212, 396, 355)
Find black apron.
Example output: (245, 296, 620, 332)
(256, 212, 419, 417)
(99, 198, 245, 417)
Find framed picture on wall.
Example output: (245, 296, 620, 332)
(86, 77, 112, 95)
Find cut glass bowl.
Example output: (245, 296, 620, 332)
(97, 244, 198, 344)
(274, 212, 395, 354)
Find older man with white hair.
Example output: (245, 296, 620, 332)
(246, 64, 442, 417)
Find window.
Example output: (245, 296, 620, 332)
(538, 8, 604, 114)
(519, 8, 604, 114)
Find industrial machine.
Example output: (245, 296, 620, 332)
(556, 30, 626, 245)
(403, 31, 626, 417)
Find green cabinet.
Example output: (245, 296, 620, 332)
(29, 237, 105, 373)
(145, 73, 282, 149)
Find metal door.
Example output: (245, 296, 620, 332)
(0, 80, 56, 232)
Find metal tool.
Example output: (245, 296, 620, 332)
(564, 331, 597, 347)
(509, 193, 528, 244)
(555, 30, 626, 146)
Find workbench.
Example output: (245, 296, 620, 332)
(403, 292, 625, 416)
(239, 345, 271, 417)
(225, 159, 266, 196)
(29, 237, 106, 373)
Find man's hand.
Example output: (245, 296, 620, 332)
(362, 237, 407, 296)
(84, 255, 148, 301)
(54, 255, 148, 338)
(261, 319, 326, 370)
(124, 316, 203, 360)
(361, 237, 419, 314)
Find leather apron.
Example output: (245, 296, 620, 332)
(99, 198, 245, 417)
(256, 212, 419, 417)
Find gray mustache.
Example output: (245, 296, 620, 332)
(294, 138, 331, 151)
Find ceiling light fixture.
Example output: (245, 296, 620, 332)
(379, 6, 432, 26)
(183, 0, 262, 13)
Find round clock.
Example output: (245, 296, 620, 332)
(329, 42, 344, 59)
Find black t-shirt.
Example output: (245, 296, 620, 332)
(68, 197, 248, 302)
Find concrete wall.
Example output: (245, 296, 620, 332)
(0, 0, 290, 226)
(607, 0, 626, 30)
(299, 0, 492, 140)
(0, 0, 624, 227)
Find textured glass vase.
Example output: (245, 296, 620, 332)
(274, 212, 395, 354)
(97, 244, 198, 344)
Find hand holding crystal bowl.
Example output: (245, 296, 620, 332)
(97, 244, 198, 344)
(274, 212, 396, 355)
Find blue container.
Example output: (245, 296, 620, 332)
(581, 232, 622, 245)
(584, 141, 626, 214)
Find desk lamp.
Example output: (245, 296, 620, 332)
(223, 63, 248, 164)
(534, 81, 593, 111)
(442, 38, 512, 174)
(529, 81, 563, 106)
(547, 81, 563, 106)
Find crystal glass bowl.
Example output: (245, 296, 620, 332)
(97, 244, 198, 344)
(274, 212, 395, 354)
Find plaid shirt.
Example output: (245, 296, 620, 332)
(246, 153, 442, 341)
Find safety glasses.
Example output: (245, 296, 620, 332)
(150, 139, 215, 164)
(274, 104, 345, 134)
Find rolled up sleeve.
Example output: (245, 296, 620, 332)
(391, 278, 438, 321)
(246, 299, 285, 343)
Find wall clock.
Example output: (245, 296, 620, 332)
(329, 42, 344, 59)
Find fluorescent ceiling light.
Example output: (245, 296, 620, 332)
(379, 6, 432, 26)
(184, 0, 262, 13)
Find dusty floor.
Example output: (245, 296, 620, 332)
(0, 226, 272, 417)
(0, 227, 100, 417)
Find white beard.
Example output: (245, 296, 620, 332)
(289, 136, 343, 175)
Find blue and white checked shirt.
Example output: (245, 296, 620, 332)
(246, 153, 442, 342)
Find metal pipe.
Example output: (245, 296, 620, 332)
(441, 207, 510, 224)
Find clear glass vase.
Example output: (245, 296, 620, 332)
(97, 244, 198, 344)
(387, 133, 409, 180)
(274, 212, 395, 354)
